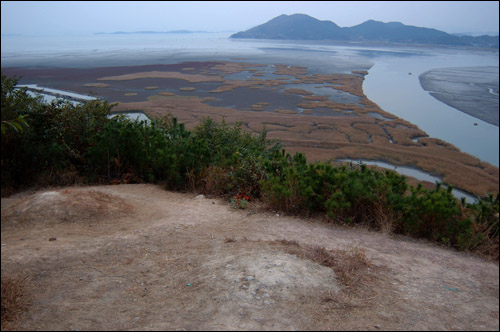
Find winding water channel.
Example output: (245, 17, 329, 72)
(337, 159, 478, 203)
(362, 49, 499, 167)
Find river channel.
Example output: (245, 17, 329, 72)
(362, 48, 499, 167)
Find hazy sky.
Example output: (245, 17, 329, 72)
(1, 1, 499, 35)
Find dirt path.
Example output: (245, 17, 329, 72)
(1, 184, 498, 330)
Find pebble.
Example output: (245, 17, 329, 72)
(245, 276, 255, 281)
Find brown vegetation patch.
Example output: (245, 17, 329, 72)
(124, 92, 138, 96)
(285, 88, 314, 96)
(250, 104, 265, 111)
(303, 95, 329, 101)
(158, 91, 177, 96)
(147, 94, 197, 101)
(83, 83, 110, 88)
(211, 62, 263, 75)
(272, 64, 308, 76)
(179, 87, 196, 91)
(1, 276, 31, 331)
(275, 109, 298, 114)
(1, 189, 133, 227)
(97, 71, 225, 83)
(270, 240, 380, 300)
(352, 70, 369, 76)
(144, 86, 159, 90)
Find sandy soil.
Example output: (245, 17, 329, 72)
(1, 184, 498, 331)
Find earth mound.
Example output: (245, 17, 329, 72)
(1, 188, 133, 226)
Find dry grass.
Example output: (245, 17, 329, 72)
(272, 64, 308, 76)
(97, 71, 225, 83)
(1, 276, 30, 331)
(2, 189, 134, 227)
(272, 240, 374, 291)
(285, 88, 313, 96)
(83, 82, 110, 88)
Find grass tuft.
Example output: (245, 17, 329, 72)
(1, 276, 30, 331)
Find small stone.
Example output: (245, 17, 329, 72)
(49, 237, 57, 241)
(195, 194, 205, 199)
(245, 276, 255, 281)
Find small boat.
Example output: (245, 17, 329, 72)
(474, 123, 478, 126)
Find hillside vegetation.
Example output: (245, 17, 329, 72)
(1, 73, 498, 259)
(231, 13, 499, 48)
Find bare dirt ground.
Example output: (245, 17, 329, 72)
(1, 184, 498, 331)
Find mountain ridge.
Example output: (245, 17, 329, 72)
(231, 14, 499, 48)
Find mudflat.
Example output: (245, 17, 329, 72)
(2, 61, 499, 197)
(419, 66, 499, 126)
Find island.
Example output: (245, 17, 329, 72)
(231, 14, 499, 48)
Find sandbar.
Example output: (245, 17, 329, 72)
(419, 66, 499, 126)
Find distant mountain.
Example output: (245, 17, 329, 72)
(231, 14, 499, 48)
(457, 35, 499, 48)
(231, 14, 347, 40)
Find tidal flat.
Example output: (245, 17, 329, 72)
(419, 66, 499, 126)
(2, 61, 498, 197)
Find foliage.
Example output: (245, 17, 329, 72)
(230, 194, 251, 209)
(1, 73, 38, 132)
